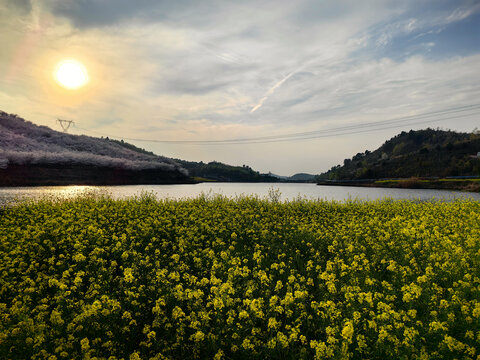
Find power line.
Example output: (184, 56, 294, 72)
(185, 103, 480, 143)
(222, 112, 479, 145)
(73, 103, 480, 145)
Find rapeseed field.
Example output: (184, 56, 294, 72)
(0, 194, 479, 359)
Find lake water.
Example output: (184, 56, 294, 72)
(0, 183, 479, 206)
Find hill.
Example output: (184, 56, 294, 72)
(268, 172, 316, 182)
(317, 128, 480, 181)
(288, 173, 316, 182)
(0, 111, 192, 186)
(174, 159, 278, 182)
(0, 111, 279, 186)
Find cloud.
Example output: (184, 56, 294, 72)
(368, 1, 480, 51)
(47, 0, 168, 28)
(446, 3, 480, 23)
(1, 0, 479, 175)
(1, 0, 31, 14)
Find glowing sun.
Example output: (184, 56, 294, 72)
(54, 59, 89, 89)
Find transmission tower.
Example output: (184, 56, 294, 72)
(57, 119, 74, 133)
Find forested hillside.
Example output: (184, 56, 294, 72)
(175, 160, 278, 182)
(0, 111, 184, 172)
(0, 111, 190, 185)
(317, 128, 480, 180)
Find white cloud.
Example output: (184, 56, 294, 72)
(446, 3, 480, 23)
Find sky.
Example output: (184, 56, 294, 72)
(1, 0, 479, 176)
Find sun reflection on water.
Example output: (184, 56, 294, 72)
(0, 186, 104, 207)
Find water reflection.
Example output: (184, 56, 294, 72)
(0, 183, 479, 206)
(0, 186, 99, 206)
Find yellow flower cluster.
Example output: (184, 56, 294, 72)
(0, 193, 479, 359)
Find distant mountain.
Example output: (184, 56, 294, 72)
(265, 173, 315, 182)
(317, 128, 480, 180)
(175, 159, 278, 182)
(288, 173, 316, 182)
(268, 173, 288, 180)
(0, 111, 191, 186)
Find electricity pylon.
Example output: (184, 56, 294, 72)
(57, 119, 74, 133)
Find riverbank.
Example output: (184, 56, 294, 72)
(318, 177, 480, 192)
(0, 164, 197, 186)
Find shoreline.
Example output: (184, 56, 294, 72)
(0, 164, 198, 187)
(317, 178, 480, 192)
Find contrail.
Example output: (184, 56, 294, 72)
(250, 69, 298, 113)
(250, 52, 339, 113)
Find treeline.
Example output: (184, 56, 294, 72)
(175, 160, 278, 182)
(317, 128, 480, 180)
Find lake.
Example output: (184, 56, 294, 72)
(1, 182, 479, 206)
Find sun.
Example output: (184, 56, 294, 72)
(54, 59, 89, 90)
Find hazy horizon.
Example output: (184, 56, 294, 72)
(1, 0, 479, 175)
